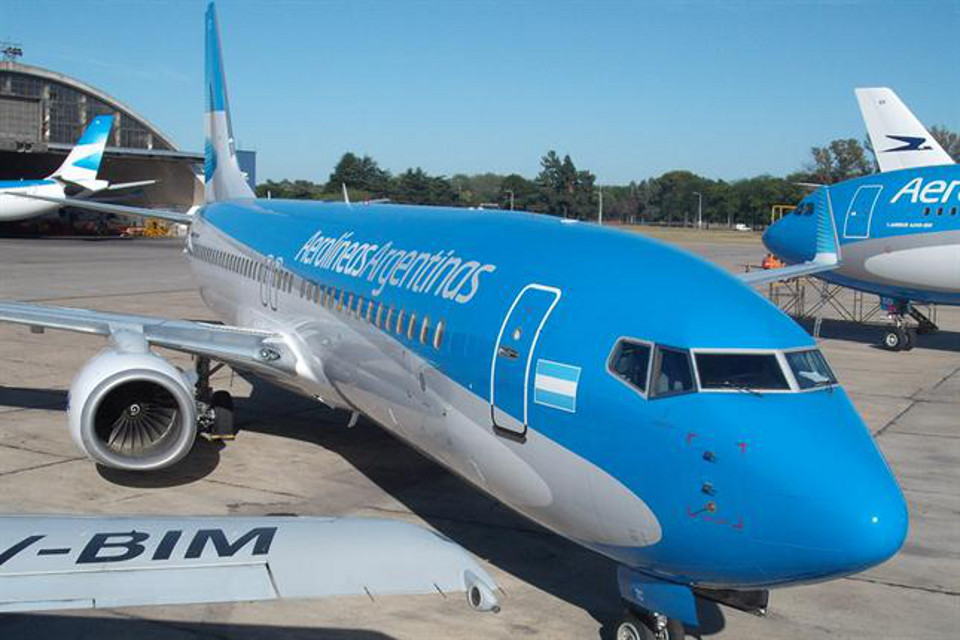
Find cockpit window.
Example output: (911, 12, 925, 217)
(651, 346, 695, 397)
(786, 349, 837, 389)
(609, 340, 652, 394)
(695, 353, 789, 391)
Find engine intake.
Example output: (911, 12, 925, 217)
(69, 347, 198, 471)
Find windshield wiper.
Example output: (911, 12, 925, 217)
(721, 380, 762, 396)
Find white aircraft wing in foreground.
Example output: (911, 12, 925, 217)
(0, 515, 500, 613)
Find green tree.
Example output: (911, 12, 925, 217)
(327, 152, 391, 195)
(805, 138, 875, 184)
(930, 126, 960, 162)
(535, 151, 596, 219)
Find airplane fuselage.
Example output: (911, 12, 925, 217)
(0, 180, 66, 222)
(765, 165, 960, 305)
(185, 199, 907, 590)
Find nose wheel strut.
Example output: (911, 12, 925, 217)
(616, 606, 685, 640)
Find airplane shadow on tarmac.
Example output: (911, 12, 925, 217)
(0, 374, 726, 639)
(0, 615, 397, 640)
(792, 317, 960, 353)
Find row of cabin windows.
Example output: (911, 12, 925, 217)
(192, 242, 445, 351)
(922, 206, 958, 217)
(193, 242, 294, 292)
(297, 278, 445, 351)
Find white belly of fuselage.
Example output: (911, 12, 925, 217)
(862, 243, 960, 292)
(0, 183, 65, 222)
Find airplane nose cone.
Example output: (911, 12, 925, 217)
(762, 216, 802, 263)
(832, 482, 908, 573)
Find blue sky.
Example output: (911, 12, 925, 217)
(6, 0, 959, 184)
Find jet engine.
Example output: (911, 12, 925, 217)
(68, 337, 198, 471)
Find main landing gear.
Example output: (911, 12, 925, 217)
(195, 356, 237, 440)
(881, 299, 938, 352)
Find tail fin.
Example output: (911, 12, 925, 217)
(49, 115, 114, 184)
(855, 87, 953, 173)
(204, 2, 254, 202)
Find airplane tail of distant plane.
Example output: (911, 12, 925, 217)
(855, 87, 954, 173)
(204, 2, 254, 203)
(49, 115, 114, 185)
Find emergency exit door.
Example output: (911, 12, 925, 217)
(491, 284, 561, 436)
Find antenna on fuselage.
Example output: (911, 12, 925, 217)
(342, 183, 352, 207)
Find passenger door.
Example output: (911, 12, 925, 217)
(490, 284, 561, 436)
(843, 185, 882, 239)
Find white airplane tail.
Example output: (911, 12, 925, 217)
(204, 2, 254, 203)
(49, 115, 114, 185)
(855, 87, 953, 173)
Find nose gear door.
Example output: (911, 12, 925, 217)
(490, 284, 561, 436)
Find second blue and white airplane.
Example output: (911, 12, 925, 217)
(0, 115, 117, 221)
(764, 88, 958, 351)
(3, 4, 908, 638)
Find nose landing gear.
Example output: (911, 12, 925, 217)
(616, 608, 685, 640)
(616, 567, 694, 640)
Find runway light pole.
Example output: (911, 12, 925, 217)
(693, 191, 703, 230)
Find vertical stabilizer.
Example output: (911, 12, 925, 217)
(855, 87, 953, 173)
(205, 3, 254, 202)
(50, 115, 114, 184)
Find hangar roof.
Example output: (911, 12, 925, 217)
(0, 61, 178, 151)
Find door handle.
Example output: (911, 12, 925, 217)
(497, 346, 519, 359)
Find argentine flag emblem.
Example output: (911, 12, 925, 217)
(534, 360, 581, 413)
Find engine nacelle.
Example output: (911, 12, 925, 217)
(68, 343, 197, 471)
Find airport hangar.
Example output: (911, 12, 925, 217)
(0, 58, 255, 233)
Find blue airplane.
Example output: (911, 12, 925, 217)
(763, 149, 958, 350)
(1, 4, 908, 637)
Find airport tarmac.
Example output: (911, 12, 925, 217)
(0, 234, 957, 639)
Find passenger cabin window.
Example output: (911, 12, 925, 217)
(609, 340, 652, 394)
(695, 353, 789, 391)
(651, 346, 695, 397)
(420, 317, 430, 344)
(433, 320, 445, 350)
(785, 349, 837, 390)
(407, 313, 417, 339)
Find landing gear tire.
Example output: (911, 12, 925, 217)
(616, 609, 685, 640)
(903, 329, 917, 351)
(210, 390, 236, 439)
(883, 329, 906, 351)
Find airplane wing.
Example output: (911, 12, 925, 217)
(8, 192, 191, 224)
(0, 515, 500, 613)
(738, 258, 838, 286)
(0, 301, 295, 376)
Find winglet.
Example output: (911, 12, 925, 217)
(204, 2, 254, 203)
(855, 87, 953, 172)
(49, 115, 114, 184)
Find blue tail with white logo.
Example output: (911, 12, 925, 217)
(49, 115, 114, 185)
(204, 2, 254, 203)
